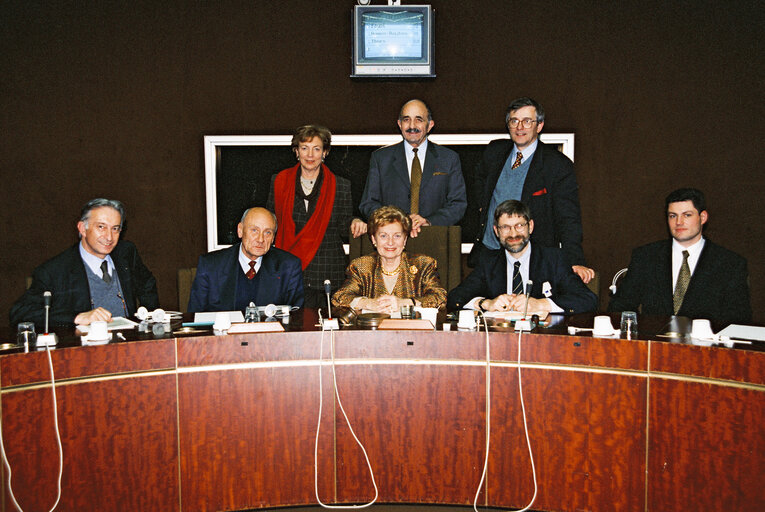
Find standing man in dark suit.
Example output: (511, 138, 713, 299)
(10, 198, 159, 327)
(609, 188, 751, 325)
(470, 97, 594, 284)
(188, 207, 304, 312)
(355, 99, 467, 237)
(448, 200, 597, 314)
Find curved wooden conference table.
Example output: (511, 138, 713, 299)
(0, 310, 762, 512)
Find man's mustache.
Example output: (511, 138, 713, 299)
(406, 128, 421, 134)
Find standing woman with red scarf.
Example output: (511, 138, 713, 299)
(267, 125, 354, 308)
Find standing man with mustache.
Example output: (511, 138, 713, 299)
(470, 97, 594, 284)
(447, 200, 596, 314)
(187, 207, 304, 312)
(356, 99, 467, 238)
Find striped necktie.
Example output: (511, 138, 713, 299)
(512, 261, 523, 295)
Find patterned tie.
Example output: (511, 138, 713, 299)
(100, 260, 112, 284)
(246, 260, 256, 280)
(512, 261, 523, 295)
(511, 151, 523, 170)
(410, 147, 422, 215)
(673, 250, 691, 314)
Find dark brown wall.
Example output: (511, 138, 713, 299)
(2, 1, 763, 321)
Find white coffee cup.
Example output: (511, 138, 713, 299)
(593, 315, 616, 337)
(415, 307, 438, 329)
(213, 312, 232, 333)
(691, 319, 715, 339)
(89, 321, 109, 341)
(457, 309, 477, 329)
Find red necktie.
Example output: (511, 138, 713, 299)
(246, 260, 256, 280)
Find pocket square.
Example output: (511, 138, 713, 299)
(532, 188, 548, 196)
(432, 171, 447, 176)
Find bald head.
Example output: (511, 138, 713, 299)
(237, 207, 277, 260)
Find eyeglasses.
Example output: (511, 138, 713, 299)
(508, 118, 537, 128)
(497, 222, 528, 234)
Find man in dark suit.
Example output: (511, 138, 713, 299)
(470, 97, 594, 284)
(188, 207, 304, 312)
(448, 200, 597, 314)
(10, 198, 159, 327)
(608, 188, 751, 325)
(355, 99, 467, 237)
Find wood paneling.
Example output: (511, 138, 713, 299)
(177, 366, 335, 511)
(1, 330, 762, 511)
(1, 374, 178, 511)
(650, 341, 765, 385)
(0, 338, 175, 387)
(332, 363, 486, 505)
(648, 379, 765, 511)
(487, 368, 647, 511)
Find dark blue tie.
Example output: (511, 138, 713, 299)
(512, 261, 523, 295)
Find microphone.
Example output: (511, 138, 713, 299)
(516, 281, 534, 332)
(610, 268, 629, 295)
(321, 279, 339, 330)
(43, 291, 51, 333)
(37, 291, 58, 346)
(324, 280, 333, 319)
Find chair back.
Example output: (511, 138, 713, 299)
(177, 267, 197, 313)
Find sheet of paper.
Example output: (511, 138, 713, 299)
(194, 311, 245, 324)
(77, 316, 138, 333)
(717, 324, 765, 342)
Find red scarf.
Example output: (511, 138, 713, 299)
(273, 163, 336, 270)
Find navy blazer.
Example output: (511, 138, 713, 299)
(447, 244, 597, 314)
(608, 239, 751, 325)
(9, 241, 159, 328)
(187, 244, 304, 312)
(359, 140, 467, 225)
(470, 139, 585, 266)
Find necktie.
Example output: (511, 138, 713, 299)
(246, 260, 256, 280)
(673, 250, 690, 314)
(511, 151, 523, 169)
(512, 261, 523, 295)
(410, 148, 422, 215)
(100, 260, 112, 284)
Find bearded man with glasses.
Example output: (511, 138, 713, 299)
(449, 200, 597, 314)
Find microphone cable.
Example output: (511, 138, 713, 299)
(472, 312, 537, 512)
(314, 310, 378, 509)
(0, 342, 64, 512)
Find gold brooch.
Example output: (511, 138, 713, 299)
(409, 265, 418, 275)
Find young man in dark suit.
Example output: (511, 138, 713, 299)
(609, 188, 751, 325)
(10, 198, 159, 327)
(188, 207, 304, 312)
(470, 97, 594, 284)
(448, 200, 597, 314)
(355, 99, 467, 238)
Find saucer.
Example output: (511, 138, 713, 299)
(81, 333, 113, 345)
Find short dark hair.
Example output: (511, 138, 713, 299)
(493, 200, 531, 226)
(665, 187, 706, 214)
(399, 99, 433, 123)
(291, 125, 332, 153)
(368, 205, 412, 237)
(80, 198, 125, 229)
(505, 97, 545, 125)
